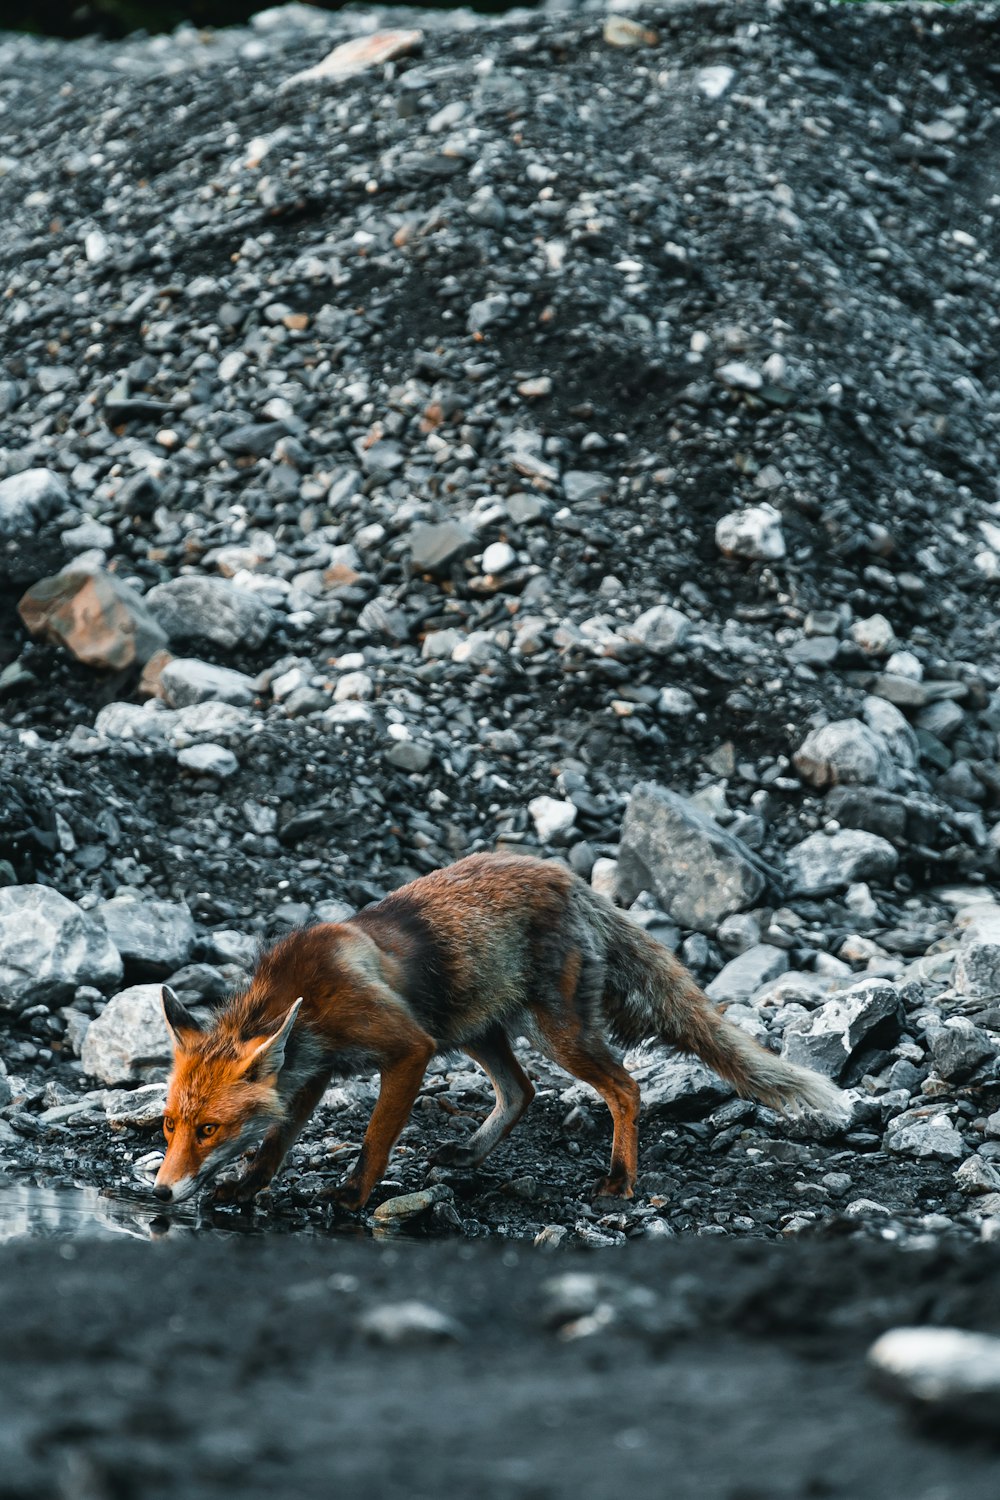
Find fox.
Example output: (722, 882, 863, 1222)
(152, 850, 847, 1209)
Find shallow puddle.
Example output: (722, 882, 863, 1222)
(0, 1179, 426, 1245)
(0, 1181, 197, 1242)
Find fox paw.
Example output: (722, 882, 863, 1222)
(432, 1140, 479, 1169)
(318, 1180, 368, 1212)
(592, 1173, 634, 1200)
(209, 1176, 264, 1208)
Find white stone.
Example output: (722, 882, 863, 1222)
(168, 701, 251, 748)
(862, 695, 918, 771)
(84, 229, 110, 264)
(885, 650, 923, 681)
(715, 503, 786, 562)
(590, 858, 619, 900)
(849, 614, 896, 656)
(716, 362, 762, 392)
(159, 658, 255, 709)
(323, 701, 373, 727)
(625, 604, 691, 655)
(334, 670, 374, 702)
(656, 686, 696, 716)
(845, 882, 880, 920)
(0, 468, 69, 538)
(529, 796, 578, 842)
(697, 65, 735, 99)
(481, 541, 517, 574)
(178, 743, 239, 777)
(869, 1326, 1000, 1431)
(285, 30, 423, 88)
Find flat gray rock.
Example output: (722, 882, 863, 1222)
(145, 577, 274, 650)
(409, 520, 475, 573)
(96, 896, 196, 977)
(159, 658, 256, 708)
(705, 944, 790, 1004)
(0, 885, 122, 1011)
(784, 829, 898, 897)
(617, 782, 768, 933)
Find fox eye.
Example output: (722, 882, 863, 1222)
(196, 1123, 218, 1141)
(164, 1117, 175, 1134)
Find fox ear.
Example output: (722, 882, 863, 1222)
(243, 997, 303, 1081)
(161, 985, 203, 1053)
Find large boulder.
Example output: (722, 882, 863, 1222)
(96, 896, 197, 978)
(18, 569, 168, 670)
(793, 719, 896, 789)
(781, 981, 903, 1081)
(0, 468, 68, 538)
(617, 783, 769, 933)
(784, 829, 898, 897)
(81, 983, 173, 1085)
(0, 885, 122, 1010)
(144, 576, 274, 650)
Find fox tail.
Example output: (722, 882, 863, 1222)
(595, 896, 848, 1122)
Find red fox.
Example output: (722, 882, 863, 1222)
(153, 851, 847, 1208)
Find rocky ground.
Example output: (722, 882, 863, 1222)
(4, 0, 1000, 1488)
(1, 0, 1000, 1247)
(3, 0, 1000, 1248)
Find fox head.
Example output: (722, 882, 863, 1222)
(153, 986, 302, 1205)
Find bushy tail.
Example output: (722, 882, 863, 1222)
(598, 902, 849, 1123)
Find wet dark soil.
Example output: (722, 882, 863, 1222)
(2, 1232, 999, 1500)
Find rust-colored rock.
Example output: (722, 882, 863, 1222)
(138, 648, 175, 698)
(18, 569, 169, 671)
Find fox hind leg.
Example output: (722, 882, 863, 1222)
(535, 1012, 640, 1199)
(434, 1025, 534, 1168)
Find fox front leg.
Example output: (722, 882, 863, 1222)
(208, 1128, 286, 1206)
(209, 1070, 333, 1207)
(322, 1038, 435, 1210)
